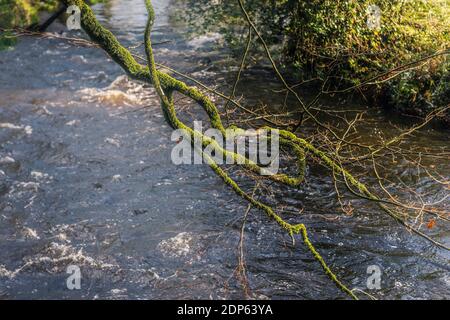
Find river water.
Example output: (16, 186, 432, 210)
(0, 0, 449, 299)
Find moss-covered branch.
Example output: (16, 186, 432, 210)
(57, 0, 448, 299)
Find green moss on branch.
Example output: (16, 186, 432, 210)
(58, 0, 448, 299)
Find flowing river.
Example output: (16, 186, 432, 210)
(0, 0, 449, 299)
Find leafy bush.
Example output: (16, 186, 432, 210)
(285, 0, 449, 117)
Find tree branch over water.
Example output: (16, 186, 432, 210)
(45, 0, 450, 299)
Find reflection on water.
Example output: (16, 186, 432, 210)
(0, 0, 448, 299)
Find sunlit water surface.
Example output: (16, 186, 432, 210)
(0, 0, 449, 299)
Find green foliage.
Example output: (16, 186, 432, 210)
(0, 0, 59, 28)
(0, 30, 17, 50)
(0, 0, 104, 50)
(0, 0, 59, 50)
(0, 0, 106, 28)
(286, 1, 446, 75)
(432, 60, 450, 107)
(285, 0, 449, 115)
(386, 57, 449, 116)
